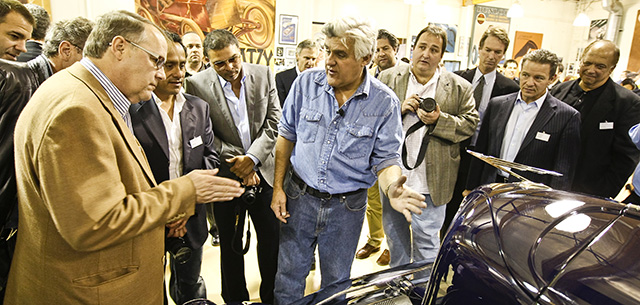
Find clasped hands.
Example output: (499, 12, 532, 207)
(227, 155, 260, 186)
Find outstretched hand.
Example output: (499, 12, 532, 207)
(387, 175, 426, 223)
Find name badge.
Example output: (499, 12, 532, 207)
(189, 136, 203, 148)
(535, 131, 550, 142)
(600, 121, 614, 130)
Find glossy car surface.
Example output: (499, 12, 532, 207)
(425, 182, 640, 305)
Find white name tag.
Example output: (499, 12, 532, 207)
(535, 131, 550, 142)
(600, 121, 614, 130)
(189, 136, 203, 148)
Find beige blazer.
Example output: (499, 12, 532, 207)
(378, 65, 478, 206)
(6, 62, 197, 304)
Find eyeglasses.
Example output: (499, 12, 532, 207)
(212, 54, 240, 68)
(125, 38, 166, 70)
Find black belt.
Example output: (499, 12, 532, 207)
(291, 171, 364, 200)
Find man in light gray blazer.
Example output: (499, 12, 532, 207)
(184, 29, 281, 305)
(378, 25, 478, 275)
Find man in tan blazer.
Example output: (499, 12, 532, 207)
(378, 25, 478, 276)
(5, 11, 244, 304)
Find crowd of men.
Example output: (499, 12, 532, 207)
(1, 0, 640, 304)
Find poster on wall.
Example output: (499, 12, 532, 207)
(18, 0, 51, 15)
(134, 0, 275, 67)
(512, 31, 543, 64)
(627, 10, 640, 72)
(279, 14, 298, 45)
(589, 19, 607, 42)
(468, 5, 510, 68)
(433, 23, 457, 53)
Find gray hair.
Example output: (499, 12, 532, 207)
(322, 16, 376, 60)
(203, 29, 238, 53)
(42, 17, 93, 58)
(24, 4, 49, 40)
(83, 10, 155, 58)
(296, 39, 318, 55)
(522, 49, 559, 77)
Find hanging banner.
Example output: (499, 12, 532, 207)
(135, 0, 275, 67)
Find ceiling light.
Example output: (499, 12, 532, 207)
(573, 12, 590, 27)
(507, 1, 524, 18)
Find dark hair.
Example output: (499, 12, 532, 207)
(504, 59, 518, 68)
(165, 30, 186, 56)
(622, 78, 638, 90)
(556, 62, 564, 73)
(582, 39, 620, 67)
(521, 49, 559, 77)
(296, 39, 318, 55)
(377, 29, 399, 50)
(203, 29, 238, 54)
(42, 17, 93, 58)
(0, 0, 34, 26)
(414, 24, 447, 56)
(84, 10, 159, 58)
(479, 26, 509, 53)
(24, 4, 49, 40)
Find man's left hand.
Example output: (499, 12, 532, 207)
(416, 104, 440, 125)
(226, 155, 256, 179)
(166, 218, 188, 238)
(387, 175, 427, 223)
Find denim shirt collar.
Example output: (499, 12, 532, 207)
(316, 67, 371, 101)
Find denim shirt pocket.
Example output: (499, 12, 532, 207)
(339, 124, 374, 159)
(299, 108, 323, 143)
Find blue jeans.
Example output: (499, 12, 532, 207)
(273, 178, 367, 305)
(382, 193, 445, 278)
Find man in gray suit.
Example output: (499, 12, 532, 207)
(378, 24, 478, 274)
(466, 49, 580, 190)
(184, 29, 280, 305)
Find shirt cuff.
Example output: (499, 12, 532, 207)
(373, 157, 402, 175)
(247, 153, 260, 171)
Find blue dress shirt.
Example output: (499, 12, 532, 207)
(278, 68, 403, 194)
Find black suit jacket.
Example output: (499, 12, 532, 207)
(467, 92, 581, 190)
(16, 41, 42, 63)
(130, 93, 219, 249)
(550, 78, 640, 197)
(455, 68, 520, 100)
(275, 67, 297, 107)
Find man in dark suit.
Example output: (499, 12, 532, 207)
(16, 3, 49, 62)
(130, 32, 215, 305)
(550, 40, 640, 198)
(275, 39, 319, 106)
(466, 49, 581, 191)
(445, 26, 519, 234)
(184, 29, 281, 305)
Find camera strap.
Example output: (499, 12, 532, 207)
(232, 207, 251, 255)
(402, 121, 431, 170)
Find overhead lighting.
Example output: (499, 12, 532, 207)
(573, 12, 591, 27)
(404, 0, 421, 5)
(507, 1, 524, 18)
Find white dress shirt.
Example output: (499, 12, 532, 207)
(154, 93, 185, 180)
(401, 67, 441, 194)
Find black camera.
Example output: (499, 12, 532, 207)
(166, 237, 192, 264)
(241, 185, 262, 205)
(419, 97, 437, 112)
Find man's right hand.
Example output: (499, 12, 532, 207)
(401, 94, 421, 115)
(270, 188, 290, 223)
(186, 169, 245, 203)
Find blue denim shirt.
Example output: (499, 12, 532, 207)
(278, 68, 402, 194)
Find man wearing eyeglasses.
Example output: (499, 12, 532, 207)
(6, 11, 245, 304)
(550, 40, 640, 198)
(184, 29, 281, 305)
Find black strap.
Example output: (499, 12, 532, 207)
(232, 206, 251, 255)
(402, 121, 431, 170)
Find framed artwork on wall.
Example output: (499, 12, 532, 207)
(279, 14, 298, 45)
